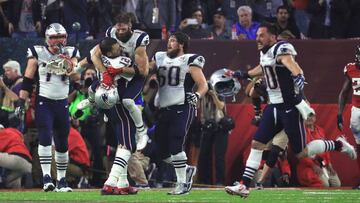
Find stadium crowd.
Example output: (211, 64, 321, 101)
(0, 0, 359, 197)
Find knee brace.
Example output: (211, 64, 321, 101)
(266, 145, 283, 168)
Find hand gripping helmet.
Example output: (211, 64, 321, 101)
(45, 23, 67, 48)
(209, 68, 241, 97)
(356, 45, 360, 66)
(94, 86, 119, 109)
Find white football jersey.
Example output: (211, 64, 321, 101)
(259, 41, 297, 105)
(106, 27, 150, 61)
(89, 46, 133, 81)
(154, 52, 205, 108)
(27, 45, 80, 100)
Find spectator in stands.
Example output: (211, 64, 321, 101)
(62, 0, 90, 43)
(179, 8, 211, 39)
(288, 0, 310, 38)
(0, 126, 32, 188)
(275, 5, 300, 39)
(87, 0, 112, 39)
(297, 115, 341, 187)
(0, 2, 10, 37)
(136, 0, 176, 39)
(220, 0, 249, 25)
(6, 0, 42, 38)
(234, 5, 260, 40)
(307, 0, 350, 39)
(347, 0, 360, 38)
(249, 0, 284, 23)
(0, 60, 23, 129)
(207, 7, 231, 40)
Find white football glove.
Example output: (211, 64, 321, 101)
(186, 92, 200, 107)
(295, 99, 315, 120)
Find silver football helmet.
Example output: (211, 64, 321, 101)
(209, 68, 241, 97)
(45, 23, 67, 48)
(94, 86, 119, 109)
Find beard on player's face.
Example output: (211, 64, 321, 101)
(167, 47, 181, 58)
(116, 29, 132, 42)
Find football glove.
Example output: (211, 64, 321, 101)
(101, 71, 114, 88)
(107, 66, 124, 77)
(337, 114, 343, 131)
(293, 74, 305, 91)
(14, 98, 26, 119)
(186, 92, 200, 107)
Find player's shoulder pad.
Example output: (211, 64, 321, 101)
(344, 63, 356, 75)
(187, 54, 205, 68)
(105, 26, 114, 37)
(273, 41, 297, 57)
(134, 29, 150, 48)
(27, 45, 43, 59)
(154, 51, 167, 64)
(65, 46, 80, 58)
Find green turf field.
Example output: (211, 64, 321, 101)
(0, 188, 359, 203)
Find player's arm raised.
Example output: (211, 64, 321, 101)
(337, 75, 352, 131)
(225, 64, 263, 80)
(91, 45, 107, 73)
(134, 46, 149, 76)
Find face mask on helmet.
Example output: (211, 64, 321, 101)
(355, 45, 360, 66)
(45, 23, 68, 49)
(209, 68, 241, 97)
(94, 86, 119, 109)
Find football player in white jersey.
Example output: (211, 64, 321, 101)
(16, 23, 80, 192)
(224, 23, 356, 198)
(75, 37, 140, 195)
(150, 32, 208, 195)
(90, 13, 150, 151)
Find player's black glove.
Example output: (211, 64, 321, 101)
(293, 74, 305, 91)
(337, 114, 343, 131)
(14, 98, 26, 119)
(186, 92, 200, 107)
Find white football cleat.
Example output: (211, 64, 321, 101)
(225, 183, 249, 198)
(337, 136, 357, 160)
(136, 128, 149, 151)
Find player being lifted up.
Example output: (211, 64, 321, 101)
(150, 32, 208, 195)
(90, 13, 149, 151)
(17, 23, 80, 192)
(224, 23, 356, 198)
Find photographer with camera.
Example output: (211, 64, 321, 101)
(197, 82, 234, 185)
(68, 66, 105, 187)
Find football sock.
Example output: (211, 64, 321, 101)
(171, 151, 187, 184)
(307, 140, 341, 157)
(105, 148, 131, 187)
(38, 145, 52, 178)
(55, 151, 68, 181)
(242, 148, 263, 188)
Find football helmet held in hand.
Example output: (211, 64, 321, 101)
(210, 68, 241, 97)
